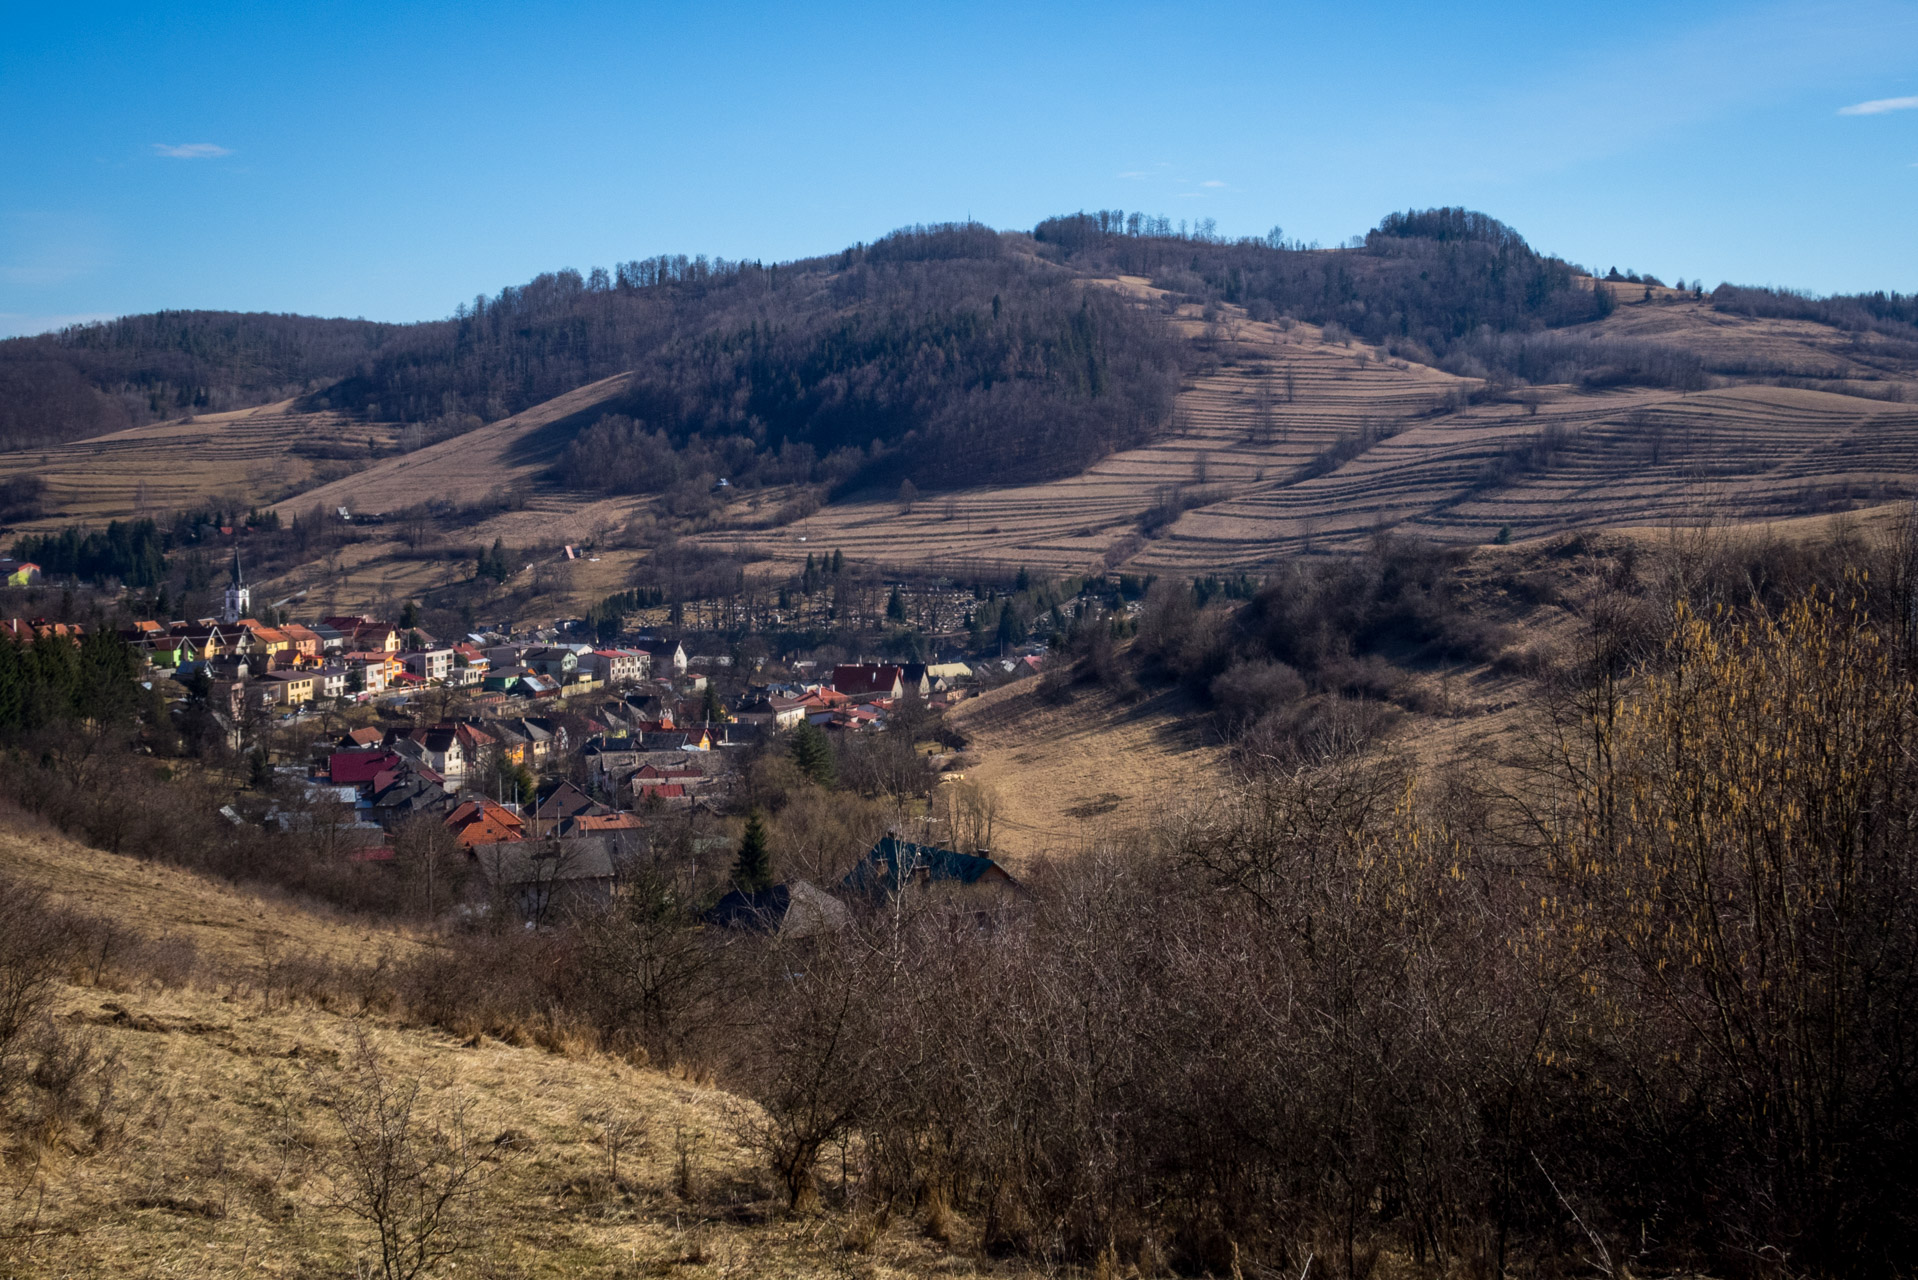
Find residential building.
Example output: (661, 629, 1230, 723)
(706, 881, 850, 938)
(522, 647, 579, 678)
(0, 560, 42, 587)
(842, 835, 1022, 904)
(260, 670, 317, 706)
(587, 648, 649, 685)
(641, 640, 688, 675)
(734, 693, 808, 730)
(469, 836, 617, 921)
(279, 624, 323, 662)
(402, 647, 455, 682)
(832, 664, 906, 699)
(445, 798, 523, 848)
(314, 664, 349, 701)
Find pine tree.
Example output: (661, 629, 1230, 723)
(733, 809, 772, 892)
(886, 585, 906, 622)
(830, 548, 844, 574)
(789, 720, 836, 788)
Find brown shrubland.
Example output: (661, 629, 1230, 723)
(4, 531, 1918, 1277)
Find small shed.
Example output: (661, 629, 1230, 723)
(470, 836, 617, 923)
(706, 880, 850, 939)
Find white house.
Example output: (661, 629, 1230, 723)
(402, 647, 455, 683)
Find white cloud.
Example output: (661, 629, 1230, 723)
(1200, 179, 1227, 188)
(1839, 94, 1918, 114)
(152, 142, 232, 159)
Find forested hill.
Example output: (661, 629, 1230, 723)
(315, 223, 1184, 491)
(0, 311, 403, 451)
(8, 210, 1916, 492)
(1036, 208, 1918, 389)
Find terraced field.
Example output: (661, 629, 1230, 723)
(707, 291, 1918, 574)
(701, 297, 1473, 573)
(0, 400, 401, 533)
(3, 281, 1914, 599)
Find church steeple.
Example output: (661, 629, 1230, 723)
(222, 548, 250, 624)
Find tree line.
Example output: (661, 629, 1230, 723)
(0, 628, 144, 738)
(0, 310, 401, 451)
(12, 519, 169, 588)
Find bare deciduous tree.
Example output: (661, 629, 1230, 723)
(322, 1037, 492, 1280)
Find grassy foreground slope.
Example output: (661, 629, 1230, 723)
(0, 818, 1006, 1280)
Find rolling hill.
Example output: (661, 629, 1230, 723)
(0, 210, 1913, 612)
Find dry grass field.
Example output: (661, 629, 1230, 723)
(944, 679, 1228, 860)
(276, 373, 637, 520)
(0, 401, 402, 534)
(693, 289, 1918, 575)
(0, 819, 1040, 1280)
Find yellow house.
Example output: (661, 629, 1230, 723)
(0, 560, 41, 587)
(247, 625, 291, 659)
(263, 671, 316, 705)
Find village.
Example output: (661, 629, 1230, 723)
(0, 547, 1039, 930)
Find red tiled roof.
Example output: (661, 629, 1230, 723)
(572, 813, 642, 831)
(832, 664, 902, 696)
(331, 750, 402, 785)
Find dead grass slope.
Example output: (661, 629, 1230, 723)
(0, 820, 1011, 1279)
(945, 677, 1228, 859)
(273, 373, 635, 519)
(698, 289, 1917, 576)
(0, 401, 402, 534)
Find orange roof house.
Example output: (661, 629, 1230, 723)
(444, 798, 524, 848)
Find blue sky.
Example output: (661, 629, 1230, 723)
(3, 0, 1916, 337)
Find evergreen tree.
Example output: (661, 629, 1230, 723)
(789, 720, 837, 788)
(830, 548, 844, 574)
(886, 585, 906, 622)
(400, 599, 421, 629)
(997, 604, 1026, 651)
(701, 681, 725, 723)
(733, 809, 772, 892)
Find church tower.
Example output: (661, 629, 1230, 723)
(222, 549, 250, 624)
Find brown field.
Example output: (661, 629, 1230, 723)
(944, 678, 1228, 860)
(0, 813, 421, 967)
(275, 373, 637, 520)
(690, 290, 1918, 575)
(0, 400, 402, 533)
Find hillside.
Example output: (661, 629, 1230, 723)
(0, 818, 1021, 1279)
(0, 311, 404, 452)
(0, 210, 1913, 622)
(700, 289, 1918, 574)
(281, 373, 637, 516)
(0, 399, 402, 534)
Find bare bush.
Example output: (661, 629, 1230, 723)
(321, 1036, 493, 1280)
